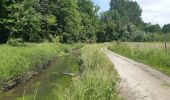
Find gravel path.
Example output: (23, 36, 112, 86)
(103, 48, 170, 100)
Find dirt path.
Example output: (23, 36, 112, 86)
(103, 48, 170, 100)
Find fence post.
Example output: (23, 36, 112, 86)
(164, 33, 168, 68)
(164, 33, 167, 53)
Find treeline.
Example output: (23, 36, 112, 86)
(0, 0, 99, 43)
(0, 0, 170, 44)
(97, 0, 170, 42)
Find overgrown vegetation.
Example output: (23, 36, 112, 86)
(0, 0, 98, 43)
(0, 43, 72, 84)
(56, 45, 120, 100)
(0, 0, 170, 98)
(108, 42, 170, 75)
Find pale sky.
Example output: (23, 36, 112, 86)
(92, 0, 170, 26)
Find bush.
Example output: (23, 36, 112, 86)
(131, 30, 145, 42)
(6, 38, 25, 47)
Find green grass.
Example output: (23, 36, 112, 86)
(108, 42, 170, 75)
(0, 43, 72, 83)
(0, 43, 120, 100)
(56, 44, 120, 100)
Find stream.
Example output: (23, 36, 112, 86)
(0, 55, 79, 100)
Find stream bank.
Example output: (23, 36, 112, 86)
(0, 55, 79, 100)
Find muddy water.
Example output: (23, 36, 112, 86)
(0, 55, 79, 100)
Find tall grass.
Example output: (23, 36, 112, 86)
(56, 44, 120, 100)
(108, 42, 170, 75)
(0, 43, 72, 84)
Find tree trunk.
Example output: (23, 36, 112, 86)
(30, 28, 33, 42)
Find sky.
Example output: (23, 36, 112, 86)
(92, 0, 170, 26)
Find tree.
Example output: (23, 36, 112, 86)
(96, 0, 143, 42)
(34, 0, 57, 41)
(77, 0, 99, 43)
(49, 0, 82, 43)
(0, 0, 10, 43)
(162, 24, 170, 33)
(110, 0, 143, 27)
(144, 23, 162, 33)
(97, 11, 117, 42)
(162, 24, 170, 50)
(4, 0, 42, 42)
(0, 0, 5, 18)
(162, 24, 170, 52)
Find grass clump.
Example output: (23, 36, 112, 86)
(57, 44, 120, 100)
(108, 42, 170, 75)
(0, 43, 72, 84)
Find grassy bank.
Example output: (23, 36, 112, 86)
(57, 44, 120, 100)
(0, 43, 72, 84)
(108, 42, 170, 75)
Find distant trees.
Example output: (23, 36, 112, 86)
(97, 0, 143, 42)
(144, 23, 162, 33)
(162, 24, 170, 33)
(162, 24, 170, 48)
(110, 0, 143, 27)
(97, 0, 170, 42)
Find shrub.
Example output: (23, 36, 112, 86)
(6, 38, 25, 47)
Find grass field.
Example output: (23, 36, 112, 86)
(108, 42, 170, 75)
(0, 43, 72, 83)
(56, 44, 120, 100)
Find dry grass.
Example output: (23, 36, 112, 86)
(108, 42, 170, 75)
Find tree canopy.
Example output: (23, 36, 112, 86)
(143, 23, 162, 33)
(0, 0, 169, 43)
(97, 0, 143, 42)
(162, 24, 170, 33)
(0, 0, 100, 43)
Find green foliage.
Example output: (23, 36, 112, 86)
(51, 35, 61, 43)
(144, 23, 162, 33)
(98, 0, 143, 42)
(0, 0, 169, 43)
(162, 24, 170, 33)
(57, 45, 120, 100)
(97, 11, 117, 42)
(51, 0, 82, 43)
(4, 0, 42, 42)
(110, 0, 142, 27)
(0, 0, 101, 43)
(108, 42, 170, 75)
(77, 0, 99, 43)
(130, 30, 170, 42)
(45, 15, 56, 25)
(0, 0, 10, 43)
(6, 38, 25, 47)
